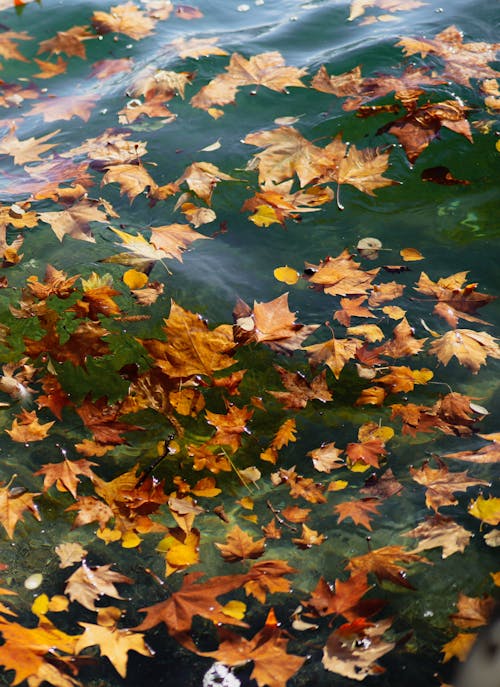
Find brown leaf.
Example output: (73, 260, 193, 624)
(305, 249, 379, 296)
(35, 457, 98, 499)
(334, 498, 381, 531)
(234, 292, 319, 353)
(215, 525, 266, 562)
(135, 571, 250, 637)
(191, 52, 307, 111)
(141, 300, 236, 378)
(410, 459, 489, 512)
(5, 409, 54, 442)
(346, 544, 430, 589)
(268, 365, 332, 409)
(322, 617, 395, 680)
(404, 514, 473, 558)
(39, 199, 109, 242)
(65, 561, 133, 611)
(0, 483, 40, 538)
(92, 3, 156, 40)
(429, 329, 500, 373)
(450, 593, 495, 629)
(0, 127, 60, 165)
(397, 25, 500, 88)
(38, 24, 95, 59)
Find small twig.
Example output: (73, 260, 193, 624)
(266, 500, 298, 532)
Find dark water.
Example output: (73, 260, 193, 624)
(0, 1, 498, 686)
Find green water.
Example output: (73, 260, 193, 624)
(0, 1, 499, 686)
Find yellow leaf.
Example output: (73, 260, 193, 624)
(249, 205, 280, 227)
(468, 494, 500, 525)
(274, 265, 299, 284)
(31, 594, 49, 617)
(411, 368, 434, 384)
(400, 247, 424, 261)
(48, 595, 69, 612)
(237, 496, 254, 510)
(442, 632, 476, 662)
(123, 269, 148, 289)
(491, 571, 500, 586)
(358, 422, 394, 443)
(97, 527, 122, 544)
(221, 600, 246, 620)
(242, 514, 259, 524)
(382, 305, 406, 320)
(347, 324, 384, 342)
(122, 531, 142, 548)
(328, 479, 348, 491)
(347, 459, 371, 473)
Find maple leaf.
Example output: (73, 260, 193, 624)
(35, 457, 98, 499)
(272, 467, 327, 503)
(268, 365, 332, 409)
(450, 593, 495, 629)
(305, 572, 370, 621)
(442, 632, 477, 663)
(65, 561, 133, 611)
(101, 162, 159, 202)
(306, 249, 379, 296)
(335, 498, 381, 531)
(0, 481, 40, 538)
(92, 3, 156, 40)
(292, 522, 326, 548)
(55, 542, 88, 569)
(379, 95, 473, 164)
(410, 459, 488, 512)
(429, 329, 500, 374)
(141, 300, 236, 378)
(191, 51, 307, 111)
(201, 612, 306, 687)
(414, 271, 495, 327)
(159, 527, 200, 576)
(322, 617, 395, 680)
(360, 468, 403, 499)
(0, 29, 31, 61)
(307, 442, 345, 472)
(0, 615, 79, 686)
(38, 24, 95, 59)
(26, 264, 79, 301)
(25, 316, 111, 367)
(243, 180, 333, 226)
(0, 127, 60, 165)
(38, 198, 110, 242)
(346, 544, 430, 589)
(243, 559, 297, 603)
(404, 514, 473, 558)
(65, 496, 114, 529)
(433, 391, 485, 436)
(135, 571, 250, 638)
(443, 432, 500, 463)
(75, 396, 142, 445)
(243, 126, 322, 187)
(312, 63, 444, 111)
(234, 292, 319, 353)
(62, 130, 148, 169)
(346, 439, 388, 469)
(215, 525, 266, 562)
(397, 25, 500, 88)
(304, 331, 361, 379)
(175, 161, 236, 205)
(313, 134, 399, 206)
(206, 403, 253, 452)
(32, 56, 68, 79)
(334, 295, 376, 327)
(379, 317, 427, 358)
(76, 607, 153, 678)
(5, 409, 54, 443)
